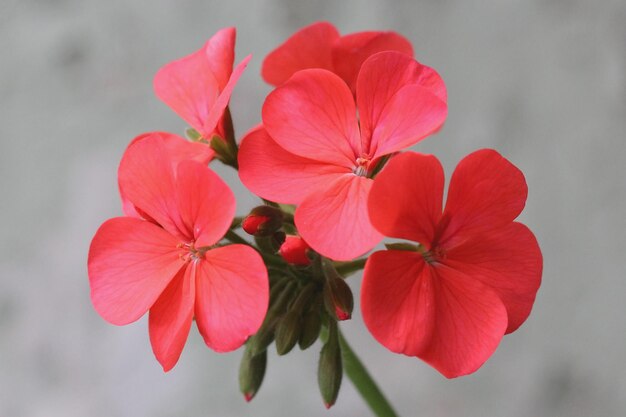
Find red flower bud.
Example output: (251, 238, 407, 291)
(279, 236, 311, 265)
(242, 214, 271, 235)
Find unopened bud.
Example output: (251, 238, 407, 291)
(255, 231, 286, 254)
(275, 311, 302, 355)
(242, 206, 283, 236)
(299, 309, 322, 350)
(318, 321, 342, 408)
(279, 236, 311, 265)
(323, 277, 354, 321)
(239, 345, 267, 402)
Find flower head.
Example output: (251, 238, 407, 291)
(262, 21, 418, 95)
(88, 134, 268, 371)
(362, 150, 542, 378)
(239, 51, 447, 260)
(154, 27, 251, 141)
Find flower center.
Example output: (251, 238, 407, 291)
(353, 157, 371, 177)
(420, 246, 446, 264)
(177, 241, 209, 263)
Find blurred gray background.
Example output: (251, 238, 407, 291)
(1, 0, 625, 416)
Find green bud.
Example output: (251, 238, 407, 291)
(318, 320, 342, 409)
(247, 315, 277, 356)
(384, 242, 420, 251)
(323, 277, 354, 321)
(298, 309, 322, 350)
(239, 345, 267, 402)
(275, 311, 302, 355)
(288, 282, 317, 314)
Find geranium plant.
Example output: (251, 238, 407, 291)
(88, 21, 542, 417)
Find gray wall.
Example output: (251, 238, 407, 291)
(1, 0, 625, 416)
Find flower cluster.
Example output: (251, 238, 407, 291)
(88, 21, 542, 410)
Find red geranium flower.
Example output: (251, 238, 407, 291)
(154, 27, 251, 141)
(88, 135, 268, 371)
(239, 51, 447, 260)
(362, 150, 542, 378)
(262, 21, 418, 95)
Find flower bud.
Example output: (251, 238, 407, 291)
(318, 321, 342, 409)
(279, 236, 311, 265)
(323, 277, 354, 321)
(275, 311, 302, 355)
(239, 345, 267, 402)
(242, 206, 283, 236)
(299, 309, 322, 350)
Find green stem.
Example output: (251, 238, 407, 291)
(334, 258, 368, 277)
(338, 329, 399, 417)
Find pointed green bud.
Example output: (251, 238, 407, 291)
(289, 282, 317, 315)
(299, 309, 322, 350)
(247, 315, 277, 356)
(323, 277, 354, 321)
(239, 345, 267, 402)
(185, 127, 203, 142)
(318, 320, 342, 408)
(384, 242, 420, 251)
(275, 311, 302, 355)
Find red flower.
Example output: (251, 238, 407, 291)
(239, 51, 447, 260)
(362, 150, 542, 378)
(154, 27, 251, 141)
(262, 21, 421, 95)
(88, 135, 268, 371)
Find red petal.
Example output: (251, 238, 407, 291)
(362, 251, 436, 355)
(238, 127, 349, 204)
(445, 222, 542, 333)
(153, 41, 221, 134)
(332, 31, 414, 93)
(203, 27, 235, 90)
(369, 84, 447, 157)
(262, 69, 360, 167)
(120, 132, 213, 218)
(356, 51, 446, 155)
(149, 264, 195, 372)
(439, 149, 528, 246)
(201, 54, 251, 137)
(421, 265, 508, 378)
(118, 134, 186, 239)
(88, 217, 184, 325)
(195, 245, 269, 352)
(295, 175, 382, 261)
(368, 152, 443, 247)
(362, 251, 508, 378)
(175, 161, 235, 247)
(262, 21, 339, 86)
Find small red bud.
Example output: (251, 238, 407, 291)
(325, 402, 334, 409)
(334, 305, 351, 321)
(244, 392, 254, 402)
(279, 236, 311, 265)
(242, 214, 271, 235)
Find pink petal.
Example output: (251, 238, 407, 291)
(149, 264, 195, 372)
(420, 265, 508, 378)
(362, 250, 436, 355)
(118, 134, 188, 240)
(88, 217, 185, 325)
(368, 152, 443, 247)
(203, 27, 236, 90)
(363, 250, 508, 378)
(332, 31, 414, 93)
(356, 51, 446, 155)
(238, 126, 349, 204)
(262, 21, 339, 86)
(445, 222, 542, 333)
(120, 132, 213, 218)
(153, 42, 221, 134)
(369, 84, 447, 158)
(195, 245, 269, 352)
(295, 175, 383, 261)
(175, 160, 235, 247)
(201, 54, 251, 137)
(438, 149, 528, 246)
(262, 68, 360, 167)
